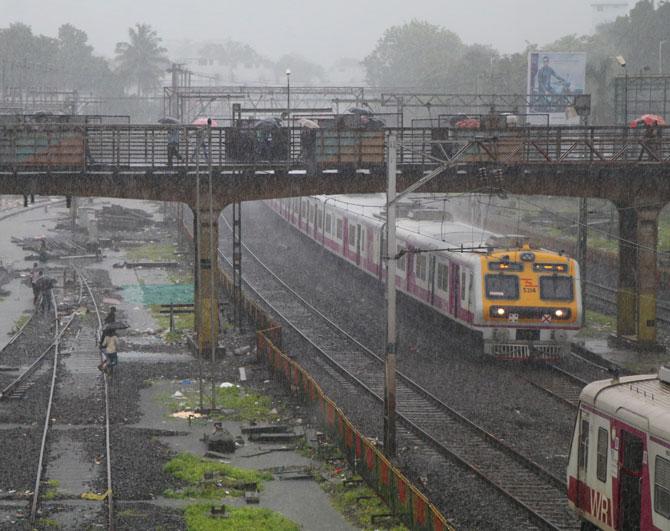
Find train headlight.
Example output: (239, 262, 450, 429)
(554, 309, 564, 318)
(496, 307, 506, 316)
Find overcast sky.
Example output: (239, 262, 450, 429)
(5, 0, 607, 64)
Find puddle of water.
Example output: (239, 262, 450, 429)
(120, 351, 192, 362)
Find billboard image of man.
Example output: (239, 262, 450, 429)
(527, 51, 586, 125)
(537, 56, 568, 95)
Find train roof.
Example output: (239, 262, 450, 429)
(315, 194, 497, 249)
(580, 371, 670, 442)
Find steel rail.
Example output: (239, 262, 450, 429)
(76, 269, 114, 531)
(29, 289, 62, 522)
(585, 280, 670, 325)
(217, 216, 578, 530)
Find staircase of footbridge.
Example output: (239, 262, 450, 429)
(0, 122, 668, 353)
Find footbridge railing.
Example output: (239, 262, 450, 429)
(0, 124, 669, 173)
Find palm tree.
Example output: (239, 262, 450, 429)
(115, 23, 168, 96)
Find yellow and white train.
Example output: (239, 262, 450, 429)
(268, 194, 582, 360)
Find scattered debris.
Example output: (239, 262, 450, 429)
(205, 423, 236, 453)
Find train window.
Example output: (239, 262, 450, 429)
(596, 427, 608, 482)
(301, 202, 307, 218)
(540, 276, 573, 300)
(310, 205, 315, 222)
(437, 263, 449, 292)
(325, 214, 332, 234)
(397, 245, 406, 271)
(416, 255, 427, 281)
(485, 275, 519, 299)
(360, 227, 365, 250)
(316, 208, 322, 228)
(348, 225, 356, 247)
(578, 419, 589, 472)
(336, 219, 343, 239)
(655, 456, 670, 518)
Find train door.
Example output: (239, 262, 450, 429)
(429, 255, 436, 305)
(342, 218, 349, 257)
(355, 224, 362, 266)
(314, 205, 319, 239)
(618, 430, 644, 530)
(366, 227, 374, 272)
(449, 263, 460, 316)
(406, 247, 414, 292)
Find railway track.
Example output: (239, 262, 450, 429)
(219, 217, 579, 530)
(585, 280, 670, 326)
(18, 268, 114, 529)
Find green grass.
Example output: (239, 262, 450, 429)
(167, 269, 193, 285)
(328, 479, 407, 530)
(149, 304, 193, 343)
(126, 243, 177, 262)
(577, 310, 615, 338)
(34, 518, 59, 528)
(44, 479, 60, 501)
(184, 504, 299, 531)
(164, 453, 272, 499)
(9, 314, 30, 335)
(164, 384, 274, 422)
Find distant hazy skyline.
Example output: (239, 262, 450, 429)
(4, 0, 610, 63)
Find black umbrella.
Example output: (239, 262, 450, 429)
(347, 107, 374, 116)
(34, 276, 52, 291)
(158, 117, 180, 124)
(104, 321, 129, 332)
(255, 117, 282, 129)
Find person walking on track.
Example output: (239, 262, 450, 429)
(99, 329, 118, 373)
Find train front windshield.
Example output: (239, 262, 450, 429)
(485, 275, 519, 299)
(540, 276, 573, 301)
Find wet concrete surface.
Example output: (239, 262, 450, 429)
(135, 380, 355, 531)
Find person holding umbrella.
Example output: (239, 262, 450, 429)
(191, 117, 216, 163)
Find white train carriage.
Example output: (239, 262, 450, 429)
(268, 194, 582, 360)
(567, 366, 670, 530)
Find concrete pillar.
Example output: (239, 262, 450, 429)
(635, 204, 660, 346)
(616, 203, 637, 337)
(190, 204, 222, 355)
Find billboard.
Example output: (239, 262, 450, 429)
(527, 51, 586, 125)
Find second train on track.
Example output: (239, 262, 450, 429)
(268, 194, 582, 360)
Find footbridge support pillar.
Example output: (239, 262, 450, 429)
(635, 202, 661, 346)
(616, 202, 637, 337)
(616, 199, 664, 349)
(190, 202, 225, 356)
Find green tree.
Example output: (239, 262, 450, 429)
(198, 40, 268, 82)
(363, 20, 464, 89)
(272, 53, 326, 84)
(115, 23, 168, 96)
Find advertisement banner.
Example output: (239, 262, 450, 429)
(527, 51, 586, 125)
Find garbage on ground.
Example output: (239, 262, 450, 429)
(219, 382, 236, 388)
(205, 422, 236, 453)
(171, 410, 203, 419)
